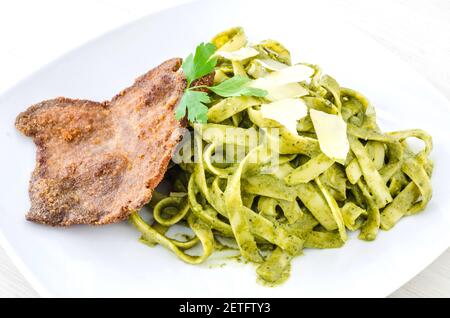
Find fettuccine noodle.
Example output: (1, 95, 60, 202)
(129, 27, 433, 285)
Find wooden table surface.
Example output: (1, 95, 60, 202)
(0, 0, 449, 298)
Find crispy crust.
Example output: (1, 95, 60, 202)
(15, 58, 203, 226)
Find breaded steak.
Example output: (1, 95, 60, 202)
(16, 58, 194, 225)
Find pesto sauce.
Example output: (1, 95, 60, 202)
(257, 264, 291, 287)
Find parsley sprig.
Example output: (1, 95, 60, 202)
(175, 42, 267, 123)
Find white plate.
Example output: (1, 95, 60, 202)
(1, 0, 449, 297)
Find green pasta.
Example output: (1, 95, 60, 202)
(130, 27, 433, 285)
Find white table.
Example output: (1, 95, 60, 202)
(0, 0, 449, 298)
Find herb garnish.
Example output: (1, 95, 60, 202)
(175, 43, 267, 123)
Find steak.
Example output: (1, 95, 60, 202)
(15, 58, 205, 226)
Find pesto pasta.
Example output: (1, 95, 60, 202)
(130, 27, 433, 285)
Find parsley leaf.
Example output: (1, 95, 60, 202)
(174, 90, 210, 123)
(209, 76, 268, 98)
(176, 43, 268, 124)
(182, 42, 217, 86)
(181, 53, 195, 86)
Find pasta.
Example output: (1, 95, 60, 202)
(129, 27, 433, 285)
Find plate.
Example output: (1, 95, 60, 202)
(0, 0, 449, 297)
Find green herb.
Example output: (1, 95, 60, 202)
(175, 90, 210, 123)
(175, 43, 268, 123)
(209, 76, 267, 97)
(182, 42, 218, 87)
